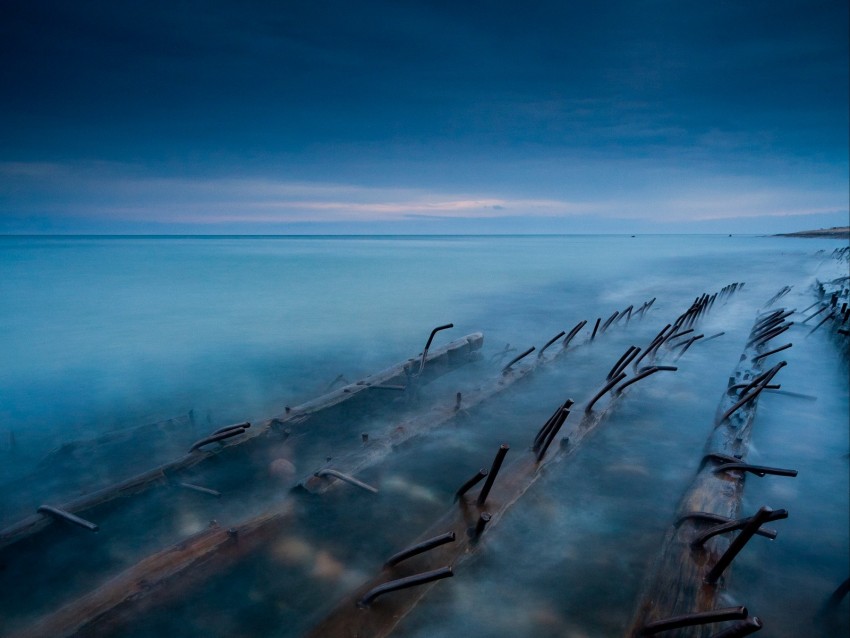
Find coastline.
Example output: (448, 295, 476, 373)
(774, 226, 850, 239)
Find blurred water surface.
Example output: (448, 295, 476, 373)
(0, 234, 847, 636)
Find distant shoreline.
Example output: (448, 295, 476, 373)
(774, 226, 850, 239)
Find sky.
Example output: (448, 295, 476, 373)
(0, 0, 847, 234)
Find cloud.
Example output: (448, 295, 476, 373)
(0, 161, 597, 225)
(1, 160, 846, 234)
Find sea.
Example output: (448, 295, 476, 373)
(0, 234, 847, 637)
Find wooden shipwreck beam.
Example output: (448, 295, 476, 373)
(304, 287, 741, 638)
(304, 330, 691, 637)
(6, 301, 653, 638)
(6, 290, 726, 637)
(10, 500, 297, 638)
(0, 331, 484, 550)
(627, 308, 798, 637)
(296, 299, 658, 496)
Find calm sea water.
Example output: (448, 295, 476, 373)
(0, 234, 847, 637)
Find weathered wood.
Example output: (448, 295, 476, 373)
(306, 321, 691, 638)
(294, 305, 635, 496)
(294, 297, 652, 496)
(9, 501, 296, 638)
(0, 333, 484, 550)
(295, 362, 537, 495)
(8, 306, 643, 638)
(627, 311, 794, 638)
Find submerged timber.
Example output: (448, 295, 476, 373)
(4, 297, 662, 638)
(3, 236, 846, 638)
(627, 301, 799, 637)
(306, 291, 734, 637)
(0, 331, 484, 551)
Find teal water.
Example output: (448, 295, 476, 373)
(0, 234, 847, 636)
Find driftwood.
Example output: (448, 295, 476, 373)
(0, 332, 483, 551)
(627, 308, 796, 637)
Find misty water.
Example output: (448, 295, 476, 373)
(0, 234, 847, 637)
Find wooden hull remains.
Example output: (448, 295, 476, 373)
(0, 331, 484, 551)
(3, 298, 660, 638)
(306, 291, 735, 638)
(4, 288, 737, 638)
(627, 305, 799, 637)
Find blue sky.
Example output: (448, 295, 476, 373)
(1, 0, 847, 234)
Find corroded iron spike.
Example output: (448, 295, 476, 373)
(752, 343, 792, 362)
(469, 512, 492, 540)
(802, 305, 828, 323)
(675, 335, 703, 359)
(808, 311, 836, 335)
(455, 468, 488, 501)
(477, 444, 510, 506)
(418, 323, 454, 374)
(664, 327, 694, 346)
(615, 366, 676, 395)
(751, 316, 783, 337)
(178, 482, 222, 498)
(591, 317, 601, 340)
(675, 512, 777, 541)
(536, 407, 572, 463)
(713, 463, 797, 478)
(691, 509, 788, 548)
(639, 607, 749, 635)
(608, 345, 638, 380)
(720, 363, 786, 422)
(754, 308, 793, 331)
(751, 320, 792, 344)
(707, 616, 764, 638)
(563, 320, 587, 347)
(357, 566, 453, 608)
(705, 506, 777, 584)
(533, 401, 568, 451)
(211, 421, 251, 435)
(585, 372, 627, 413)
(36, 505, 99, 532)
(539, 331, 566, 357)
(738, 360, 785, 396)
(612, 345, 642, 378)
(315, 469, 378, 494)
(384, 531, 456, 567)
(601, 310, 619, 332)
(188, 427, 246, 453)
(632, 325, 670, 370)
(502, 346, 535, 372)
(799, 300, 820, 314)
